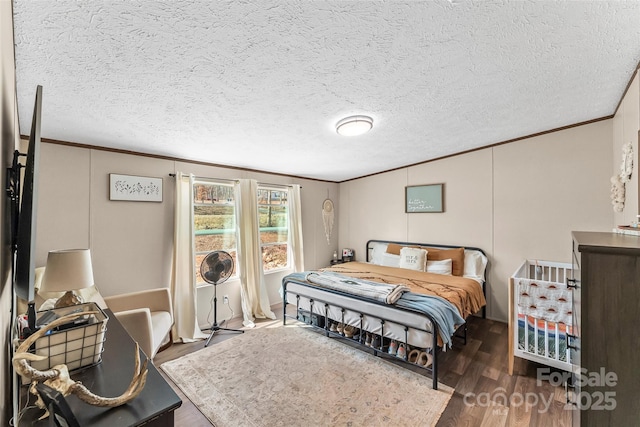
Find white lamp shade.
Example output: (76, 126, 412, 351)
(40, 249, 95, 293)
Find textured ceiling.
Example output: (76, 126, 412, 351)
(12, 1, 640, 182)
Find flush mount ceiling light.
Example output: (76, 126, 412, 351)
(336, 115, 373, 136)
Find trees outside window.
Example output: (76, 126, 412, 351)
(193, 182, 237, 284)
(257, 188, 289, 271)
(193, 182, 291, 281)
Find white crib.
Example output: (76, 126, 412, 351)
(508, 259, 577, 374)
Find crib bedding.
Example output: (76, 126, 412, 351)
(517, 313, 570, 362)
(509, 259, 575, 373)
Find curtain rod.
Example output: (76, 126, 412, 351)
(169, 174, 301, 189)
(169, 173, 237, 184)
(260, 182, 300, 190)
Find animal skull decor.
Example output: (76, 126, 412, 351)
(13, 311, 148, 417)
(610, 142, 634, 212)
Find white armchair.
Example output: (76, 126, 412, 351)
(103, 288, 174, 359)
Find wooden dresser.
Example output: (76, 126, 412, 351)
(570, 231, 640, 426)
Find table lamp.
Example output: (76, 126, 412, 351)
(40, 249, 95, 309)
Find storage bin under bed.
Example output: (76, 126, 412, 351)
(510, 260, 576, 372)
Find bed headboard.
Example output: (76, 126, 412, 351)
(365, 239, 489, 284)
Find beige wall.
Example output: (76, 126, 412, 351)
(34, 144, 340, 327)
(338, 150, 493, 262)
(612, 73, 640, 227)
(339, 120, 614, 322)
(493, 121, 613, 320)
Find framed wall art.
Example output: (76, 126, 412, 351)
(405, 183, 444, 213)
(109, 174, 163, 202)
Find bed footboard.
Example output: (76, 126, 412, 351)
(283, 278, 446, 389)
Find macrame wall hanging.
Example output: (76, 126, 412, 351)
(322, 199, 334, 245)
(610, 142, 633, 212)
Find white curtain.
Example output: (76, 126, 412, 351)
(170, 172, 208, 342)
(288, 184, 305, 272)
(235, 179, 276, 327)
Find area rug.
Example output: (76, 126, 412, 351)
(160, 324, 453, 426)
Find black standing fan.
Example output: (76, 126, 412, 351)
(201, 251, 243, 346)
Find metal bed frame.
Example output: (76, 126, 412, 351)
(282, 239, 488, 390)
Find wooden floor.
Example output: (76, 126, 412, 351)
(153, 304, 573, 426)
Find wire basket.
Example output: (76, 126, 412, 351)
(22, 302, 108, 371)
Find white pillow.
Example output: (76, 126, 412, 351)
(463, 249, 488, 279)
(426, 259, 453, 275)
(369, 242, 389, 265)
(399, 247, 427, 271)
(380, 253, 401, 268)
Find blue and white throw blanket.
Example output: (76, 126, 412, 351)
(395, 293, 464, 349)
(286, 272, 464, 349)
(304, 271, 409, 304)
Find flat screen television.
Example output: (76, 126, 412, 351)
(14, 85, 42, 304)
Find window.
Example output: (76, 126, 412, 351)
(257, 187, 289, 271)
(193, 181, 237, 285)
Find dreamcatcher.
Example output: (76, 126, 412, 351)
(322, 199, 334, 245)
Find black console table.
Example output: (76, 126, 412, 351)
(19, 308, 181, 426)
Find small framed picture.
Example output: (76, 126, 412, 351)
(109, 174, 163, 202)
(405, 184, 444, 213)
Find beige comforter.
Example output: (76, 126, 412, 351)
(320, 262, 486, 319)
